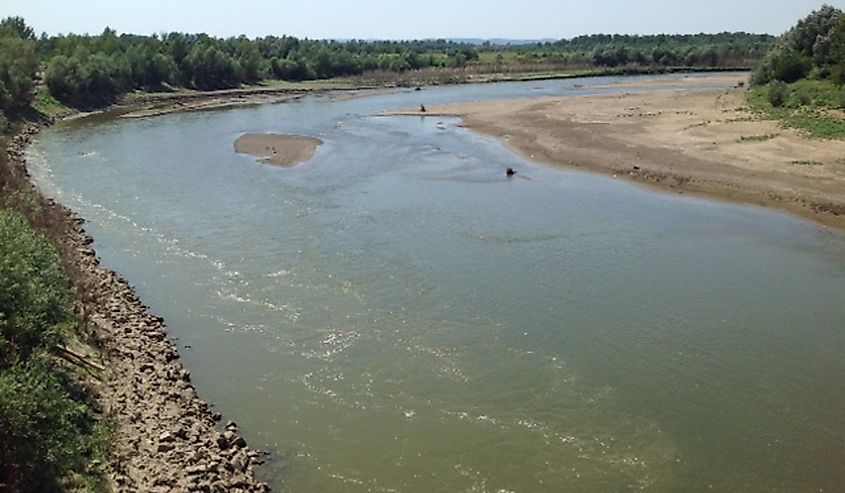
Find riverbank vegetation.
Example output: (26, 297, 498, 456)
(749, 5, 845, 138)
(0, 198, 109, 491)
(0, 14, 775, 114)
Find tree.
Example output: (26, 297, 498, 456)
(0, 17, 38, 113)
(751, 5, 844, 85)
(235, 40, 263, 82)
(126, 42, 176, 88)
(831, 15, 845, 85)
(784, 4, 842, 66)
(0, 16, 35, 41)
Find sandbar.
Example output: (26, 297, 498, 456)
(234, 133, 322, 167)
(385, 83, 845, 228)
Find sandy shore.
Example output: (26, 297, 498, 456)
(234, 133, 322, 166)
(386, 82, 845, 229)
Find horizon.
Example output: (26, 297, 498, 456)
(3, 0, 843, 41)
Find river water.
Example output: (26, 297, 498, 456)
(27, 73, 845, 492)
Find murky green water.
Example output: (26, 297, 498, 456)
(27, 74, 845, 492)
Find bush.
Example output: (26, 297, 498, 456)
(0, 358, 91, 492)
(0, 209, 71, 365)
(0, 208, 103, 491)
(795, 87, 813, 106)
(772, 52, 813, 83)
(833, 63, 845, 87)
(768, 81, 790, 107)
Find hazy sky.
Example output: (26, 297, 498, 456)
(3, 0, 844, 39)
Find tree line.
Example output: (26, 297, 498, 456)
(510, 32, 774, 68)
(0, 15, 781, 111)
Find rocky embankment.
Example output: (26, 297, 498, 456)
(5, 124, 271, 492)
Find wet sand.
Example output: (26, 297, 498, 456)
(234, 133, 322, 167)
(385, 82, 845, 229)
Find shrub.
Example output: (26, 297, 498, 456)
(0, 358, 91, 492)
(832, 63, 845, 87)
(772, 52, 813, 83)
(795, 87, 813, 106)
(0, 209, 71, 365)
(0, 208, 102, 491)
(768, 80, 790, 107)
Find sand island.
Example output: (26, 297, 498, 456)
(234, 133, 322, 167)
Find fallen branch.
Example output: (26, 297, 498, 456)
(56, 345, 106, 371)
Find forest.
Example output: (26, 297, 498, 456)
(1, 14, 776, 111)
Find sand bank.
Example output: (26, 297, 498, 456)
(234, 133, 322, 167)
(386, 86, 845, 228)
(120, 93, 305, 119)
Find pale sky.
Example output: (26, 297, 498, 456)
(3, 0, 844, 40)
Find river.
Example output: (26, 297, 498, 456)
(26, 73, 845, 492)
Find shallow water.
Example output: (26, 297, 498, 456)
(27, 73, 845, 492)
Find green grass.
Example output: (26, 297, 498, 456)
(748, 79, 845, 139)
(32, 86, 71, 118)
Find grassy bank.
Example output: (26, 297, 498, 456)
(748, 80, 845, 139)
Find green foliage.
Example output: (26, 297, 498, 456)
(768, 80, 789, 107)
(832, 62, 845, 86)
(752, 5, 844, 86)
(0, 357, 91, 492)
(32, 28, 775, 107)
(32, 87, 71, 118)
(772, 51, 813, 83)
(44, 50, 127, 107)
(0, 18, 39, 113)
(783, 4, 841, 66)
(0, 207, 106, 492)
(749, 80, 845, 138)
(126, 41, 177, 89)
(0, 210, 71, 365)
(753, 49, 813, 85)
(0, 16, 35, 41)
(832, 16, 845, 86)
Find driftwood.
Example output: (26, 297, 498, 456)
(56, 344, 106, 371)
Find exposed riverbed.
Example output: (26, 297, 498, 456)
(26, 73, 845, 492)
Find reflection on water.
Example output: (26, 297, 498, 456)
(26, 73, 845, 492)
